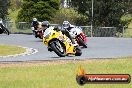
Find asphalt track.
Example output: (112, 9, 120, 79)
(0, 34, 132, 62)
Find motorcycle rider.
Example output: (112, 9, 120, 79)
(41, 20, 60, 32)
(42, 20, 78, 47)
(31, 18, 39, 38)
(41, 20, 50, 32)
(61, 21, 78, 47)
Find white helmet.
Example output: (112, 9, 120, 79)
(33, 18, 37, 21)
(62, 21, 70, 29)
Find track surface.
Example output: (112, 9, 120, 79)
(0, 34, 132, 62)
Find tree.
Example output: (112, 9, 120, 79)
(71, 0, 132, 30)
(17, 0, 60, 22)
(0, 0, 9, 19)
(51, 8, 88, 25)
(9, 0, 22, 10)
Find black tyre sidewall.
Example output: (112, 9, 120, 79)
(75, 46, 82, 56)
(77, 37, 87, 48)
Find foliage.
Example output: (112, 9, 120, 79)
(51, 8, 88, 25)
(17, 0, 60, 22)
(0, 0, 10, 19)
(71, 0, 132, 31)
(9, 0, 22, 10)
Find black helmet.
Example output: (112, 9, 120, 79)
(42, 21, 50, 27)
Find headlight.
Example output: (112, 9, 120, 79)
(43, 32, 51, 39)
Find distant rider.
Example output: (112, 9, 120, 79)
(0, 18, 8, 34)
(31, 18, 39, 38)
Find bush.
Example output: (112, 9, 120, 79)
(51, 8, 88, 25)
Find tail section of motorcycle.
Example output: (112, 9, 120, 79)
(76, 32, 87, 48)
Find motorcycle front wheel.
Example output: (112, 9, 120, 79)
(50, 41, 66, 57)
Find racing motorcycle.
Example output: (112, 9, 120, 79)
(0, 25, 10, 35)
(69, 27, 87, 48)
(34, 28, 43, 39)
(43, 26, 82, 57)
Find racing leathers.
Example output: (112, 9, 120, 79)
(31, 21, 39, 37)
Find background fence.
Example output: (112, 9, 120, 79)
(5, 21, 32, 34)
(4, 21, 132, 37)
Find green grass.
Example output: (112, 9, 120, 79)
(0, 45, 26, 56)
(0, 58, 132, 88)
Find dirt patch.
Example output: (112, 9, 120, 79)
(0, 57, 130, 68)
(0, 60, 74, 68)
(0, 59, 108, 68)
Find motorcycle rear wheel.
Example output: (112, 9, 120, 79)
(77, 37, 87, 48)
(4, 28, 10, 35)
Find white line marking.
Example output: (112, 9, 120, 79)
(0, 45, 38, 58)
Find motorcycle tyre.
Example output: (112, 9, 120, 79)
(75, 46, 82, 56)
(4, 28, 10, 35)
(78, 37, 87, 48)
(50, 41, 66, 57)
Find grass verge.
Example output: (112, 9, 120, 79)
(0, 44, 26, 56)
(0, 58, 132, 88)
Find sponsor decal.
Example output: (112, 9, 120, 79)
(76, 66, 131, 85)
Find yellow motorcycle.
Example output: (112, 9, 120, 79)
(43, 26, 82, 57)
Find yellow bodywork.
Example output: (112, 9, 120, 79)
(43, 27, 75, 55)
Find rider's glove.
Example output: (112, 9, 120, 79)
(31, 27, 34, 31)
